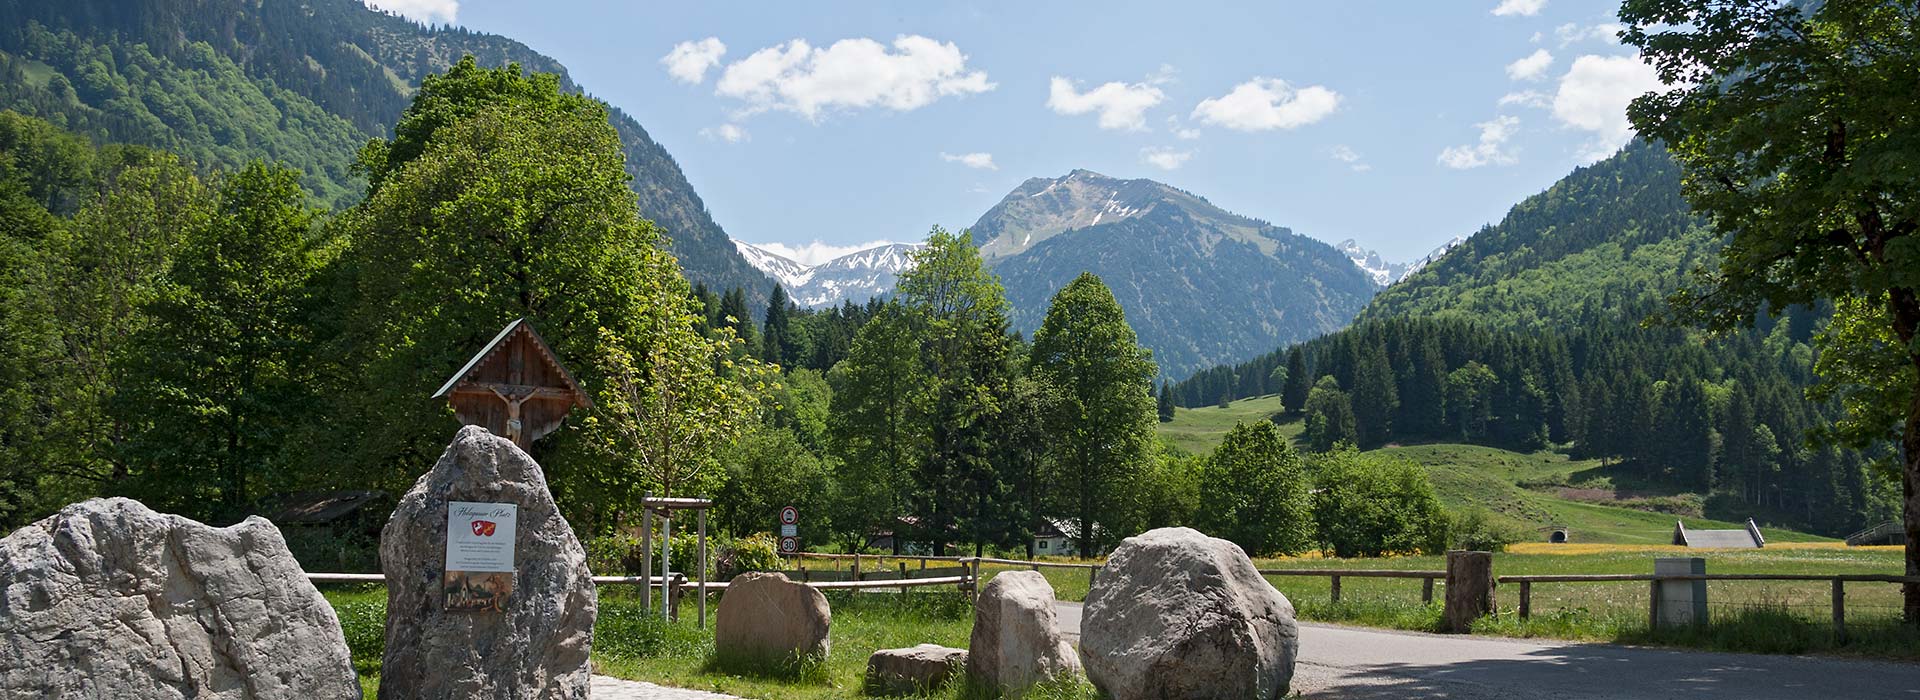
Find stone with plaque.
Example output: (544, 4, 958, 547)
(378, 426, 596, 699)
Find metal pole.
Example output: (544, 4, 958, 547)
(661, 514, 672, 622)
(698, 509, 708, 629)
(641, 503, 653, 614)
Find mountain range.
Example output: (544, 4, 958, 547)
(733, 241, 923, 309)
(974, 170, 1378, 378)
(1337, 237, 1465, 287)
(0, 0, 774, 301)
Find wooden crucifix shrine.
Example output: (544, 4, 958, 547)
(432, 318, 591, 449)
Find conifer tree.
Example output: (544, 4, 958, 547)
(1281, 346, 1310, 415)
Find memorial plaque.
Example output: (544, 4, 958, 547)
(445, 501, 517, 611)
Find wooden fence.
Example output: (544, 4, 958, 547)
(1498, 572, 1920, 641)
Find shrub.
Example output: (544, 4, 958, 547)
(1450, 508, 1525, 552)
(1310, 446, 1450, 557)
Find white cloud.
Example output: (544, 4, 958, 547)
(1140, 147, 1193, 170)
(362, 0, 457, 23)
(715, 35, 993, 120)
(1555, 22, 1626, 46)
(1553, 54, 1663, 161)
(1175, 127, 1202, 140)
(1191, 78, 1340, 132)
(1047, 76, 1167, 131)
(1506, 49, 1554, 81)
(1492, 0, 1546, 17)
(750, 239, 904, 266)
(661, 38, 727, 84)
(940, 151, 997, 170)
(1330, 145, 1371, 172)
(1438, 115, 1522, 169)
(1498, 90, 1552, 108)
(700, 123, 749, 143)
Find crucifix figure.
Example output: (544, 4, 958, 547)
(433, 318, 592, 449)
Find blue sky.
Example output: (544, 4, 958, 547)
(367, 0, 1660, 264)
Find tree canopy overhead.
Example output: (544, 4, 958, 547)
(1622, 0, 1920, 621)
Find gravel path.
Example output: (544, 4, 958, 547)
(590, 675, 744, 699)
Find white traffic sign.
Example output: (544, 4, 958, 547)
(778, 536, 799, 554)
(780, 523, 797, 537)
(780, 505, 798, 525)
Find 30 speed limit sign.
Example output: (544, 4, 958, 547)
(778, 506, 799, 554)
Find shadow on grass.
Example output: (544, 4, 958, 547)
(704, 647, 833, 686)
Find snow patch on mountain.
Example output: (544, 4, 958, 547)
(1337, 236, 1467, 287)
(733, 240, 922, 308)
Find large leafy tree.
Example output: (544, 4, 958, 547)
(894, 227, 1016, 555)
(1031, 272, 1157, 556)
(114, 162, 321, 520)
(1620, 0, 1920, 619)
(321, 58, 761, 530)
(1195, 421, 1312, 556)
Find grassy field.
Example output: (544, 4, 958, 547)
(1157, 394, 1299, 454)
(1156, 394, 1833, 545)
(323, 585, 1097, 699)
(326, 543, 1915, 699)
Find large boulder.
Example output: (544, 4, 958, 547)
(0, 497, 359, 699)
(967, 570, 1081, 696)
(1082, 527, 1298, 700)
(379, 426, 596, 699)
(866, 644, 967, 695)
(714, 572, 830, 664)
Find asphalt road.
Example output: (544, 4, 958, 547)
(1053, 601, 1920, 699)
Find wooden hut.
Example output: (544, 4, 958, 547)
(432, 318, 591, 448)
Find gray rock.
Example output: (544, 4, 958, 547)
(967, 570, 1081, 696)
(1082, 527, 1297, 700)
(714, 572, 830, 664)
(866, 644, 967, 695)
(0, 497, 360, 699)
(379, 426, 595, 699)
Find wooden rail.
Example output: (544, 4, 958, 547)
(1495, 572, 1920, 639)
(1260, 568, 1448, 605)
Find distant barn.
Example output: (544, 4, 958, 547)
(1672, 519, 1765, 549)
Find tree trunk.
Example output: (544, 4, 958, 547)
(1904, 389, 1919, 624)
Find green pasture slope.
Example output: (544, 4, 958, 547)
(1157, 394, 1830, 544)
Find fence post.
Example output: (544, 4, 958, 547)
(1330, 575, 1342, 604)
(899, 562, 909, 596)
(1422, 577, 1435, 605)
(667, 575, 681, 622)
(1647, 580, 1660, 630)
(1443, 550, 1494, 633)
(1519, 581, 1532, 620)
(640, 504, 653, 614)
(697, 509, 708, 629)
(1832, 579, 1847, 644)
(1090, 566, 1099, 590)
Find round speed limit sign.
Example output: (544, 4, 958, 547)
(779, 536, 799, 554)
(780, 506, 798, 525)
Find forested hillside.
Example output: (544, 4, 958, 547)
(1362, 140, 1707, 328)
(0, 0, 770, 297)
(1170, 142, 1892, 537)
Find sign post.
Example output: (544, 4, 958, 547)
(779, 505, 800, 557)
(445, 501, 518, 611)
